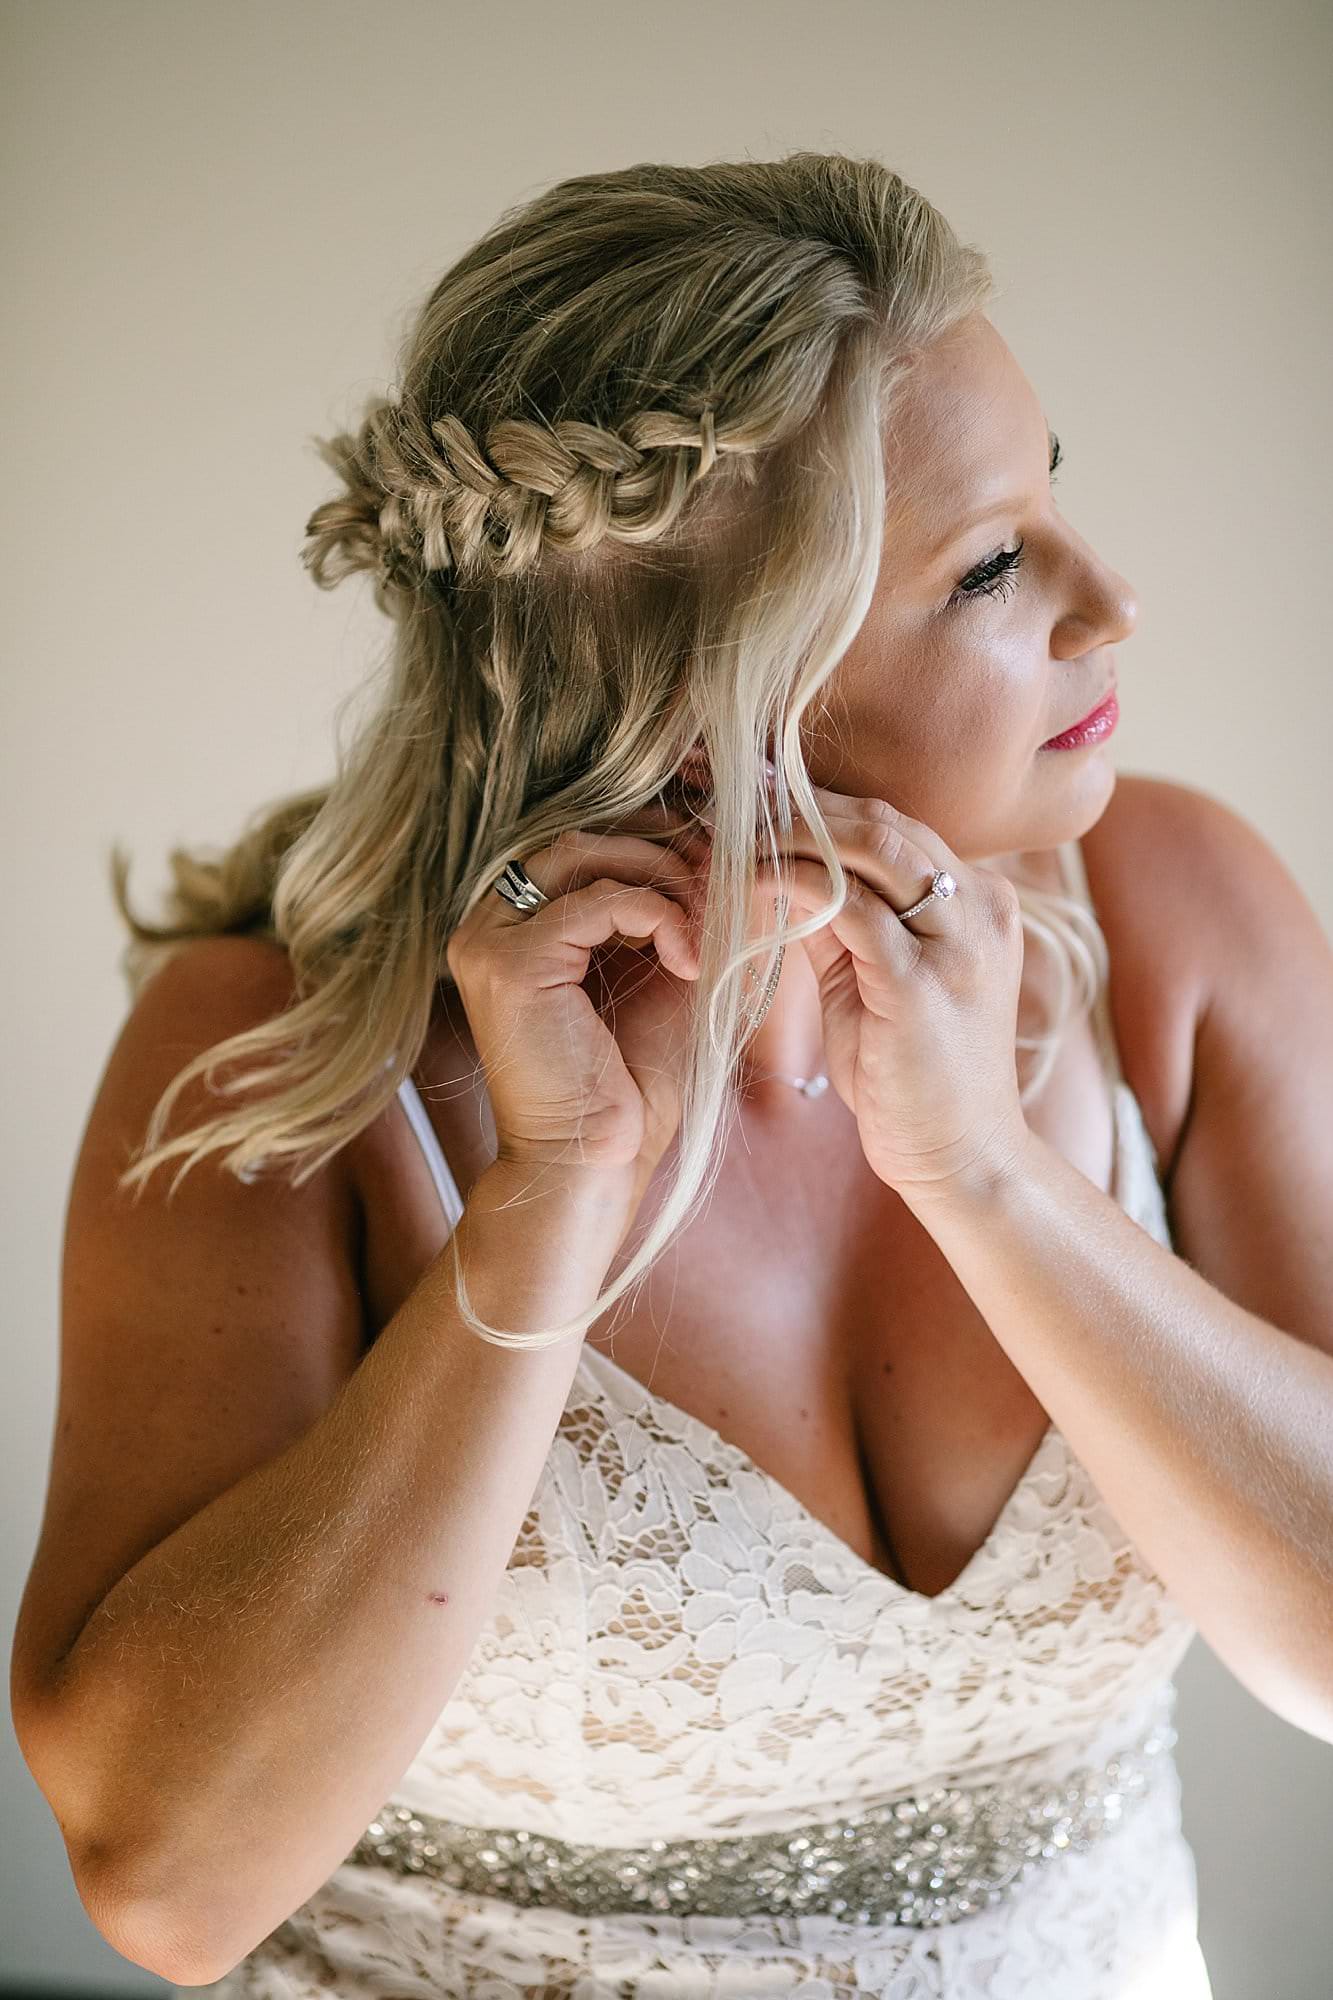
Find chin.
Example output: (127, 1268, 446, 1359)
(1031, 750, 1118, 826)
(965, 765, 1117, 868)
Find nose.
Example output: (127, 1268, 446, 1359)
(1102, 565, 1138, 642)
(1055, 548, 1138, 658)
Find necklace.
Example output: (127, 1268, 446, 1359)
(751, 1068, 830, 1099)
(743, 926, 829, 1099)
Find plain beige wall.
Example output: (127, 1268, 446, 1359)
(4, 1, 1331, 1993)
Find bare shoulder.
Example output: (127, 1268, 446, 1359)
(1083, 768, 1291, 994)
(132, 930, 301, 1013)
(1079, 772, 1220, 1188)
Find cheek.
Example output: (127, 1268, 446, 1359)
(805, 627, 1040, 793)
(958, 641, 1050, 750)
(897, 650, 1024, 755)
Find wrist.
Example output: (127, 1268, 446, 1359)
(894, 1123, 1039, 1220)
(450, 1158, 643, 1337)
(478, 1151, 644, 1235)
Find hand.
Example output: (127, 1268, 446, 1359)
(739, 783, 1033, 1205)
(444, 800, 710, 1187)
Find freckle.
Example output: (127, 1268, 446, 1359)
(799, 1407, 808, 1420)
(717, 1407, 728, 1419)
(426, 1592, 450, 1605)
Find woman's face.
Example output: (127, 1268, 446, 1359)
(804, 311, 1138, 861)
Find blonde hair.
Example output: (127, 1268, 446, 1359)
(110, 148, 1108, 1350)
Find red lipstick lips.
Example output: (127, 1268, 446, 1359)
(1041, 689, 1119, 751)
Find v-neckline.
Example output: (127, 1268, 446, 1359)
(574, 1079, 1134, 1610)
(575, 1343, 1061, 1609)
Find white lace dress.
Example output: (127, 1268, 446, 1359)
(198, 845, 1214, 2000)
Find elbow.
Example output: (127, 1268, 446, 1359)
(12, 1677, 243, 1984)
(74, 1842, 239, 1987)
(1207, 1610, 1333, 1748)
(10, 1704, 212, 1983)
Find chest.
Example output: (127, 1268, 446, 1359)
(355, 810, 1196, 1603)
(359, 991, 1136, 1607)
(583, 990, 1122, 1599)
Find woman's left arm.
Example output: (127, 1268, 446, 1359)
(903, 786, 1333, 1744)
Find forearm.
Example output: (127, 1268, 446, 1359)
(901, 1131, 1333, 1740)
(46, 1158, 635, 1982)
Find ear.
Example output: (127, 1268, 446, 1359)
(678, 742, 713, 793)
(677, 740, 778, 793)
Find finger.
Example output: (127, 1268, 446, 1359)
(761, 828, 949, 930)
(696, 784, 960, 928)
(489, 830, 702, 919)
(495, 878, 703, 983)
(752, 858, 924, 970)
(764, 781, 952, 865)
(555, 881, 702, 980)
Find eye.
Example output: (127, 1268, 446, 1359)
(945, 433, 1062, 612)
(949, 538, 1026, 609)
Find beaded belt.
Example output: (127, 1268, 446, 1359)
(348, 1709, 1176, 1929)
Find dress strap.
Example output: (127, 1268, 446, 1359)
(1055, 837, 1126, 1091)
(397, 1075, 467, 1231)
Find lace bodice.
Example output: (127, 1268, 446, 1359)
(200, 842, 1213, 1998)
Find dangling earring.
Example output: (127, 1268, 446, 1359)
(743, 924, 786, 1034)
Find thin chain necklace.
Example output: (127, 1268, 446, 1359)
(742, 922, 829, 1099)
(753, 1067, 831, 1099)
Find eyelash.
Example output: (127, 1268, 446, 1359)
(951, 538, 1027, 607)
(948, 442, 1063, 610)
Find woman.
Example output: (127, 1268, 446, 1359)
(13, 150, 1333, 1998)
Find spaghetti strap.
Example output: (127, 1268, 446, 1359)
(397, 1074, 467, 1232)
(1056, 837, 1127, 1090)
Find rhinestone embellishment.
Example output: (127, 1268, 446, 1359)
(348, 1714, 1174, 1928)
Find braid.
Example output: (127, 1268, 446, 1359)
(303, 396, 742, 598)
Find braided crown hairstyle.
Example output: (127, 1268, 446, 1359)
(319, 402, 736, 599)
(109, 150, 1106, 1349)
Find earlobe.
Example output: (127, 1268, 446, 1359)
(677, 743, 713, 794)
(676, 741, 777, 794)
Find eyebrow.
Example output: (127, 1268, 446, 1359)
(926, 428, 1063, 562)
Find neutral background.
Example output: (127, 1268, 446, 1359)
(4, 2, 1331, 1995)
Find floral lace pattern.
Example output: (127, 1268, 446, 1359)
(198, 1045, 1214, 1996)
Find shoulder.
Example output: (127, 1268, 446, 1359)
(1096, 782, 1333, 1380)
(1078, 773, 1227, 1185)
(113, 936, 305, 1105)
(127, 932, 302, 1026)
(1080, 769, 1324, 1190)
(1088, 767, 1266, 855)
(105, 931, 362, 1170)
(1084, 770, 1308, 1000)
(120, 932, 366, 1188)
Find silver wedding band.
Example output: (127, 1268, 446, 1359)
(492, 859, 551, 913)
(490, 858, 958, 924)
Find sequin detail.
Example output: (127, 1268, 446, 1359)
(349, 1711, 1174, 1929)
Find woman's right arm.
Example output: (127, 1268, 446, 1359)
(9, 942, 644, 1988)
